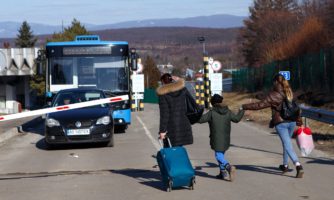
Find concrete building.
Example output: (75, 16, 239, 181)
(0, 48, 39, 113)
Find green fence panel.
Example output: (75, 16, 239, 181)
(233, 48, 334, 95)
(143, 88, 159, 104)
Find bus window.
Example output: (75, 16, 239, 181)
(96, 68, 128, 91)
(78, 57, 96, 85)
(51, 58, 73, 85)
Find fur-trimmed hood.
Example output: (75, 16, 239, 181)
(156, 79, 185, 96)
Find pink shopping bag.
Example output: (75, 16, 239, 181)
(295, 127, 314, 157)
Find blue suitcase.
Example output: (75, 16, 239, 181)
(156, 138, 196, 192)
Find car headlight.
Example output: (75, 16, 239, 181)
(96, 116, 111, 125)
(46, 118, 60, 127)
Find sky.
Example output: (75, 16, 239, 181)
(0, 0, 253, 25)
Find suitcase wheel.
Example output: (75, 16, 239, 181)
(189, 177, 196, 190)
(167, 180, 172, 192)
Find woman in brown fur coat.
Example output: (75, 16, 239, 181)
(156, 73, 193, 146)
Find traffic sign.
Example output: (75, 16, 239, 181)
(211, 61, 222, 72)
(279, 71, 290, 80)
(132, 74, 145, 93)
(133, 93, 144, 99)
(210, 73, 222, 92)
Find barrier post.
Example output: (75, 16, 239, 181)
(203, 56, 210, 108)
(195, 82, 200, 104)
(200, 82, 205, 106)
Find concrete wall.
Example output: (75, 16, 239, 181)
(0, 48, 39, 114)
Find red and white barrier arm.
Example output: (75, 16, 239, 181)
(0, 95, 129, 122)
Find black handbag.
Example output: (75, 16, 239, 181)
(280, 98, 300, 121)
(185, 91, 204, 124)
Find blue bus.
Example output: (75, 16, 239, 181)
(45, 35, 137, 131)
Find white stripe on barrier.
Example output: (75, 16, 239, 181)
(0, 95, 129, 122)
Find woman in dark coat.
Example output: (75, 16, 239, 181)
(242, 74, 304, 178)
(156, 73, 193, 146)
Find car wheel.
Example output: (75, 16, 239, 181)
(44, 139, 55, 150)
(115, 125, 127, 133)
(106, 130, 114, 147)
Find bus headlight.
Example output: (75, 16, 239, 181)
(46, 118, 60, 127)
(96, 116, 111, 125)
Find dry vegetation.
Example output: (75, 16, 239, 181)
(240, 0, 334, 67)
(269, 16, 329, 60)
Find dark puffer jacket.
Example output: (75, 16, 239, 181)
(156, 79, 193, 146)
(242, 83, 302, 126)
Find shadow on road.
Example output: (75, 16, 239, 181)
(20, 116, 45, 135)
(230, 144, 282, 156)
(35, 138, 107, 151)
(306, 157, 334, 165)
(194, 162, 220, 179)
(235, 165, 294, 178)
(110, 168, 165, 191)
(194, 162, 299, 179)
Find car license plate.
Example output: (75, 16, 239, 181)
(67, 129, 90, 136)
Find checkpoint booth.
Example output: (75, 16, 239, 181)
(0, 48, 39, 113)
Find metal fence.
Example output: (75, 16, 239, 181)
(233, 48, 334, 94)
(143, 88, 159, 104)
(300, 104, 334, 125)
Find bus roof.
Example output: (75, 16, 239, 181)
(46, 35, 128, 47)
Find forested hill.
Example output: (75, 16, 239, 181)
(0, 27, 241, 70)
(94, 27, 241, 69)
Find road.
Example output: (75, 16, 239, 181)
(0, 104, 333, 200)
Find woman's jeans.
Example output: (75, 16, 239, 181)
(215, 151, 229, 170)
(275, 122, 299, 165)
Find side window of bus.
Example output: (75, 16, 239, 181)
(52, 64, 66, 84)
(51, 60, 73, 85)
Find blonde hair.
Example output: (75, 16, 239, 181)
(274, 74, 293, 101)
(282, 79, 293, 101)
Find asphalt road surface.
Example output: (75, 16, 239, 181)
(0, 104, 333, 200)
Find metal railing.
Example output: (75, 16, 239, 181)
(300, 104, 334, 125)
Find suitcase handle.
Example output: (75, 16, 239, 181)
(158, 137, 172, 148)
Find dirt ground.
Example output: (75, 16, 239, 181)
(223, 92, 334, 156)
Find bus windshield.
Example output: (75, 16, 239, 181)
(50, 56, 129, 92)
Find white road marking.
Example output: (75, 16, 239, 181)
(136, 116, 160, 151)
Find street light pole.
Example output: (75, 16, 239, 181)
(197, 36, 206, 55)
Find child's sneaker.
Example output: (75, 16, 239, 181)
(216, 170, 228, 180)
(296, 165, 304, 178)
(279, 164, 289, 173)
(225, 164, 236, 182)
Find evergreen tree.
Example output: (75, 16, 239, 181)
(15, 21, 37, 47)
(143, 56, 161, 89)
(31, 19, 90, 101)
(273, 0, 298, 11)
(48, 18, 90, 42)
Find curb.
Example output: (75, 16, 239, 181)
(0, 127, 21, 144)
(0, 116, 44, 145)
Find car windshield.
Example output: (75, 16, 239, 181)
(53, 90, 108, 108)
